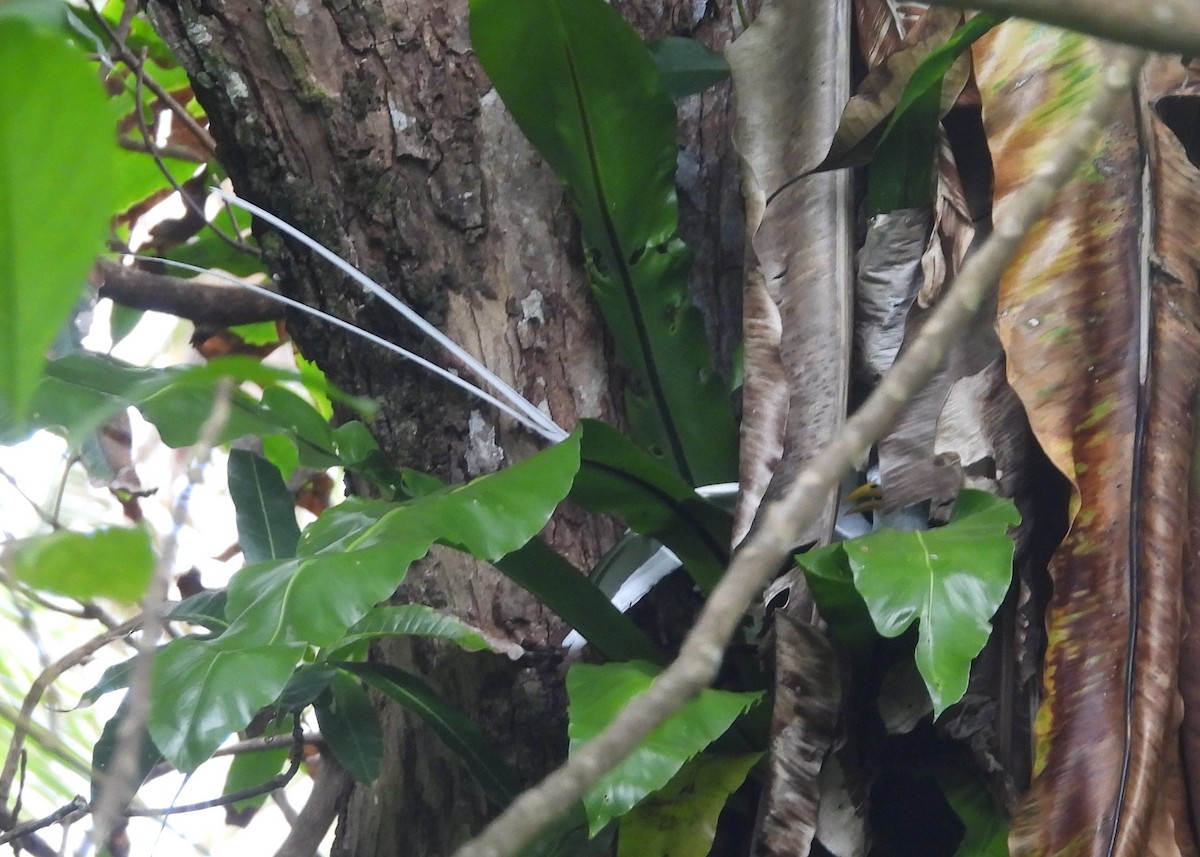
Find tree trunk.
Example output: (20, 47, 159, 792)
(146, 0, 745, 852)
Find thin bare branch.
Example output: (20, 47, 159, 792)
(87, 379, 234, 849)
(0, 617, 141, 812)
(211, 731, 322, 759)
(131, 50, 255, 257)
(271, 761, 351, 857)
(451, 43, 1147, 857)
(85, 0, 217, 154)
(931, 0, 1200, 56)
(96, 259, 282, 327)
(0, 797, 87, 847)
(122, 715, 304, 817)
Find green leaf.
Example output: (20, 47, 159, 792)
(495, 538, 665, 664)
(168, 589, 229, 632)
(315, 672, 383, 784)
(795, 544, 877, 652)
(78, 657, 135, 708)
(936, 765, 1010, 857)
(322, 604, 518, 661)
(91, 694, 164, 805)
(647, 37, 730, 100)
(868, 14, 999, 214)
(228, 449, 300, 563)
(150, 434, 581, 771)
(149, 638, 302, 772)
(801, 490, 1019, 716)
(0, 21, 117, 419)
(12, 526, 154, 604)
(617, 753, 760, 857)
(471, 0, 736, 486)
(573, 420, 731, 592)
(278, 664, 338, 712)
(339, 661, 519, 807)
(568, 661, 761, 834)
(261, 433, 300, 481)
(0, 0, 68, 27)
(3, 352, 373, 464)
(222, 743, 289, 816)
(223, 430, 581, 650)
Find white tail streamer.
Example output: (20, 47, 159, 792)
(131, 255, 565, 442)
(211, 188, 567, 442)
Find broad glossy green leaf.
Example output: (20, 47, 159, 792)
(91, 694, 163, 805)
(339, 661, 519, 807)
(617, 752, 759, 857)
(315, 672, 382, 784)
(228, 450, 300, 563)
(222, 431, 581, 649)
(647, 37, 730, 100)
(149, 638, 302, 772)
(568, 660, 761, 834)
(12, 526, 154, 604)
(802, 490, 1018, 716)
(322, 604, 517, 661)
(471, 0, 737, 486)
(573, 419, 731, 592)
(0, 21, 116, 419)
(149, 435, 580, 771)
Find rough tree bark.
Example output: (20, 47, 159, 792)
(145, 0, 746, 852)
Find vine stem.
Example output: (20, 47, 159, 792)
(451, 43, 1146, 857)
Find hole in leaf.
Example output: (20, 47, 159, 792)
(628, 246, 645, 266)
(1155, 95, 1200, 168)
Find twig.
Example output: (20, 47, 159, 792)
(96, 259, 282, 327)
(84, 0, 217, 155)
(0, 617, 142, 812)
(450, 43, 1148, 857)
(0, 797, 87, 847)
(210, 731, 322, 759)
(0, 467, 59, 529)
(132, 51, 255, 257)
(931, 0, 1200, 57)
(122, 716, 304, 816)
(48, 455, 74, 527)
(86, 379, 234, 850)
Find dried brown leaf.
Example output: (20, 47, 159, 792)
(760, 615, 844, 857)
(727, 0, 852, 547)
(975, 24, 1200, 857)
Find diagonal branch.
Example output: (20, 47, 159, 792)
(930, 0, 1200, 57)
(450, 42, 1147, 857)
(95, 258, 283, 327)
